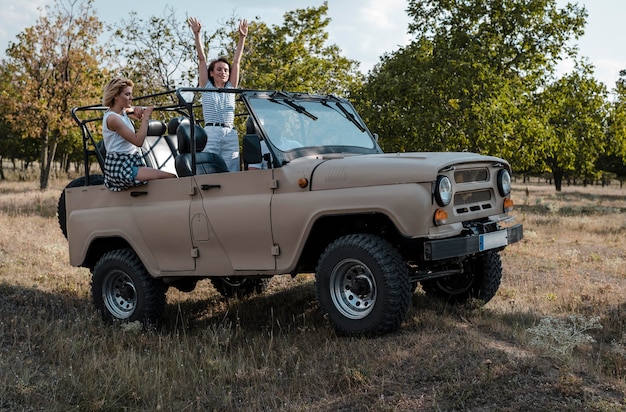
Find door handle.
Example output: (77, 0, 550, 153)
(201, 184, 222, 190)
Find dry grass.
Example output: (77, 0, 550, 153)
(1, 176, 626, 411)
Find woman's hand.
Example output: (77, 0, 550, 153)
(188, 17, 201, 34)
(239, 19, 248, 37)
(128, 106, 154, 120)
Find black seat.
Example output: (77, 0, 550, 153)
(175, 122, 228, 177)
(166, 117, 184, 154)
(242, 116, 264, 170)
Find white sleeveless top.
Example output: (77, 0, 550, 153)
(103, 111, 140, 154)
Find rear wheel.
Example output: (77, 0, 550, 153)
(57, 174, 105, 238)
(421, 251, 502, 305)
(92, 249, 166, 324)
(315, 234, 412, 337)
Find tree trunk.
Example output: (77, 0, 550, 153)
(38, 123, 58, 190)
(553, 169, 563, 192)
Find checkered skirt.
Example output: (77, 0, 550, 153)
(104, 152, 147, 192)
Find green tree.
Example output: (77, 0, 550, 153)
(107, 3, 361, 109)
(600, 69, 626, 187)
(353, 0, 586, 172)
(536, 64, 609, 190)
(241, 3, 363, 95)
(0, 0, 106, 189)
(109, 6, 198, 101)
(607, 70, 626, 160)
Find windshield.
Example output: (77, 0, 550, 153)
(246, 94, 378, 154)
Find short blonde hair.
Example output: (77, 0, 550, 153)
(102, 77, 134, 107)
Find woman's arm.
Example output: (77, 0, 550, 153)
(188, 17, 209, 88)
(230, 19, 248, 88)
(106, 106, 154, 147)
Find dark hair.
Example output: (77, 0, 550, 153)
(207, 57, 231, 86)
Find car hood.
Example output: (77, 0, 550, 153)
(308, 152, 508, 190)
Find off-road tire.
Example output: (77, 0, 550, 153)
(57, 174, 105, 238)
(210, 277, 272, 299)
(315, 234, 412, 337)
(92, 249, 166, 324)
(420, 250, 502, 305)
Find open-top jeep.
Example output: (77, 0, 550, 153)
(59, 87, 523, 336)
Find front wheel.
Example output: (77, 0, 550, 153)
(315, 234, 412, 337)
(92, 249, 166, 324)
(420, 250, 503, 305)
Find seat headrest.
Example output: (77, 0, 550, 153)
(147, 120, 167, 136)
(167, 117, 185, 135)
(177, 123, 208, 154)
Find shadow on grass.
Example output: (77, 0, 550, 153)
(162, 280, 324, 335)
(5, 274, 626, 346)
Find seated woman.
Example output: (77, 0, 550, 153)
(101, 77, 176, 191)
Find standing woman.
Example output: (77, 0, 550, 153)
(102, 77, 176, 191)
(188, 16, 248, 172)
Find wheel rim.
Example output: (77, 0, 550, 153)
(102, 270, 137, 319)
(329, 258, 377, 319)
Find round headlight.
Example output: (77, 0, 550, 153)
(497, 169, 511, 197)
(435, 175, 452, 206)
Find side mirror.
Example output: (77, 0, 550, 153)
(373, 133, 379, 142)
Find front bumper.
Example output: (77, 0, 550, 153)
(423, 224, 523, 261)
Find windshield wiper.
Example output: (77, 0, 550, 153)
(269, 92, 318, 120)
(332, 101, 366, 132)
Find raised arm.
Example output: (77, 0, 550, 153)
(188, 17, 209, 88)
(230, 19, 248, 88)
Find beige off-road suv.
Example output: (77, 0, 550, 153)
(59, 88, 523, 336)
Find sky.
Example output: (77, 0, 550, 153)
(1, 0, 625, 89)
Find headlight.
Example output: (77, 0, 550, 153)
(497, 169, 511, 197)
(434, 175, 452, 206)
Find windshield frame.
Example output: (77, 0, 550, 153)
(240, 91, 382, 167)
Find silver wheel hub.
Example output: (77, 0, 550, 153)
(329, 258, 377, 319)
(103, 271, 137, 319)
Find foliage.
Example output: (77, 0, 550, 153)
(1, 0, 625, 190)
(108, 6, 197, 104)
(0, 0, 106, 188)
(606, 69, 626, 163)
(240, 2, 363, 95)
(535, 63, 609, 190)
(353, 0, 587, 167)
(105, 3, 363, 119)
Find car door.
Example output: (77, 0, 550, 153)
(192, 169, 275, 275)
(129, 177, 196, 272)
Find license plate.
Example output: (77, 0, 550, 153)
(479, 230, 508, 251)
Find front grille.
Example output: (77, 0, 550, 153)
(454, 189, 492, 214)
(454, 168, 489, 183)
(455, 189, 491, 205)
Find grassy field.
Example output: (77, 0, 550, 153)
(1, 175, 625, 411)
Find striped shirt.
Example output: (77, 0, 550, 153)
(201, 81, 235, 127)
